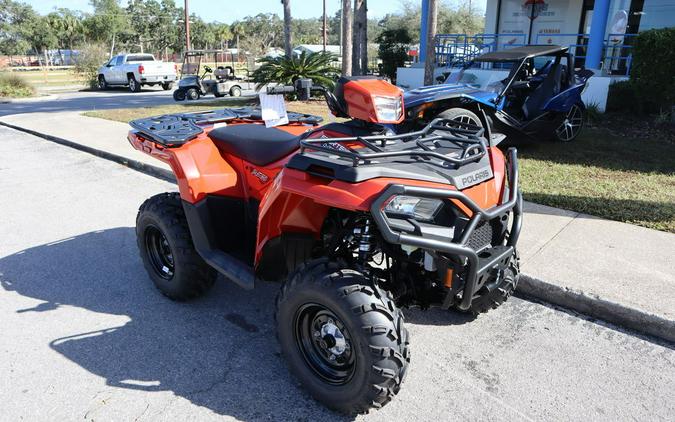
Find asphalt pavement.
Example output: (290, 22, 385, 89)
(1, 127, 674, 421)
(0, 87, 256, 116)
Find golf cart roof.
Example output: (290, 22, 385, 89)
(184, 49, 229, 57)
(476, 45, 568, 62)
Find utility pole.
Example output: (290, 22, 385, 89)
(341, 0, 352, 76)
(322, 0, 327, 52)
(184, 0, 191, 52)
(423, 0, 438, 85)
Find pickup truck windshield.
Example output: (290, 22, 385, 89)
(127, 55, 154, 62)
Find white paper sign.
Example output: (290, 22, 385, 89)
(259, 93, 289, 128)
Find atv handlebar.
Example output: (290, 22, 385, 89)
(266, 85, 296, 95)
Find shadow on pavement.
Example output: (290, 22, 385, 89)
(0, 228, 351, 421)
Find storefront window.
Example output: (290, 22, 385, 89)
(497, 1, 584, 48)
(638, 0, 675, 31)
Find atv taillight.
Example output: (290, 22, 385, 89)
(138, 64, 145, 74)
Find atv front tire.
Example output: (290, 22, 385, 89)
(136, 193, 216, 300)
(467, 252, 520, 315)
(276, 259, 410, 415)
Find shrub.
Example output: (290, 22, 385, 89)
(630, 27, 675, 114)
(0, 73, 35, 98)
(251, 51, 340, 93)
(74, 44, 109, 89)
(377, 28, 412, 83)
(606, 80, 639, 113)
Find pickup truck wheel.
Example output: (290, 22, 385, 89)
(162, 82, 173, 91)
(229, 86, 242, 97)
(173, 89, 186, 101)
(136, 193, 217, 301)
(186, 88, 200, 101)
(97, 75, 108, 90)
(128, 75, 141, 92)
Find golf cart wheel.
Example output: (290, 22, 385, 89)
(128, 74, 141, 92)
(554, 103, 585, 142)
(136, 193, 216, 301)
(229, 86, 242, 97)
(466, 251, 520, 316)
(173, 89, 186, 101)
(162, 82, 173, 91)
(97, 75, 108, 90)
(437, 107, 483, 127)
(276, 259, 410, 415)
(186, 88, 200, 101)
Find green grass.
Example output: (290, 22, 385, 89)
(519, 128, 675, 232)
(0, 73, 36, 98)
(1, 69, 86, 88)
(83, 102, 675, 233)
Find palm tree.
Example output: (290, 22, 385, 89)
(282, 0, 292, 57)
(352, 0, 367, 75)
(341, 0, 352, 76)
(252, 51, 339, 91)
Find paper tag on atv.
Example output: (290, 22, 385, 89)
(259, 93, 289, 128)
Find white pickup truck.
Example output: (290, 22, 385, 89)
(97, 54, 177, 92)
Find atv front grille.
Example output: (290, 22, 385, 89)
(466, 221, 496, 251)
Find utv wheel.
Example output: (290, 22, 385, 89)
(466, 252, 520, 315)
(173, 89, 186, 101)
(136, 193, 216, 300)
(97, 75, 108, 90)
(554, 103, 584, 142)
(276, 259, 410, 415)
(162, 82, 173, 91)
(128, 75, 141, 92)
(437, 107, 482, 127)
(186, 88, 200, 101)
(229, 86, 242, 97)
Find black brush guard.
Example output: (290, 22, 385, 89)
(370, 148, 522, 311)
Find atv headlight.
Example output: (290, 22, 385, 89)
(384, 196, 443, 222)
(373, 95, 403, 122)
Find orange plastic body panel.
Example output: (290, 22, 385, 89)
(127, 121, 315, 204)
(342, 79, 405, 124)
(255, 146, 506, 264)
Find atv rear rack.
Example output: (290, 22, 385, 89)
(298, 118, 487, 168)
(129, 106, 323, 147)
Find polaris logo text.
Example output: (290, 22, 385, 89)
(455, 166, 493, 189)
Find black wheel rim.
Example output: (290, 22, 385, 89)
(555, 104, 583, 142)
(294, 303, 355, 385)
(144, 225, 174, 280)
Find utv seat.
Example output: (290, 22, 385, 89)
(208, 124, 302, 166)
(522, 63, 561, 119)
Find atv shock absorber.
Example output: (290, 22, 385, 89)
(355, 219, 374, 262)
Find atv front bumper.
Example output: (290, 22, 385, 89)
(371, 148, 522, 311)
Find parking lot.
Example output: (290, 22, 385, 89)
(1, 126, 673, 421)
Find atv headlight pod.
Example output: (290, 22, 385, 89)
(384, 196, 443, 222)
(373, 95, 403, 122)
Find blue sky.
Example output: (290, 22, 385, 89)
(24, 0, 486, 23)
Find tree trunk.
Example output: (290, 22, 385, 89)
(341, 0, 353, 76)
(361, 0, 368, 74)
(283, 0, 293, 57)
(423, 0, 438, 86)
(110, 33, 116, 58)
(352, 0, 366, 75)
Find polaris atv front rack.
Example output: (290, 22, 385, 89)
(299, 118, 487, 168)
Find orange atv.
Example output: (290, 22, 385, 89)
(128, 76, 522, 414)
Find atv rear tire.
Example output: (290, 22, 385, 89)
(276, 259, 410, 415)
(136, 193, 216, 300)
(437, 107, 483, 127)
(466, 252, 520, 315)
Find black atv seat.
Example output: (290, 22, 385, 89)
(208, 124, 302, 166)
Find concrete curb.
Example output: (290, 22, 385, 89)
(0, 94, 59, 103)
(0, 121, 175, 183)
(2, 120, 672, 344)
(518, 274, 674, 343)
